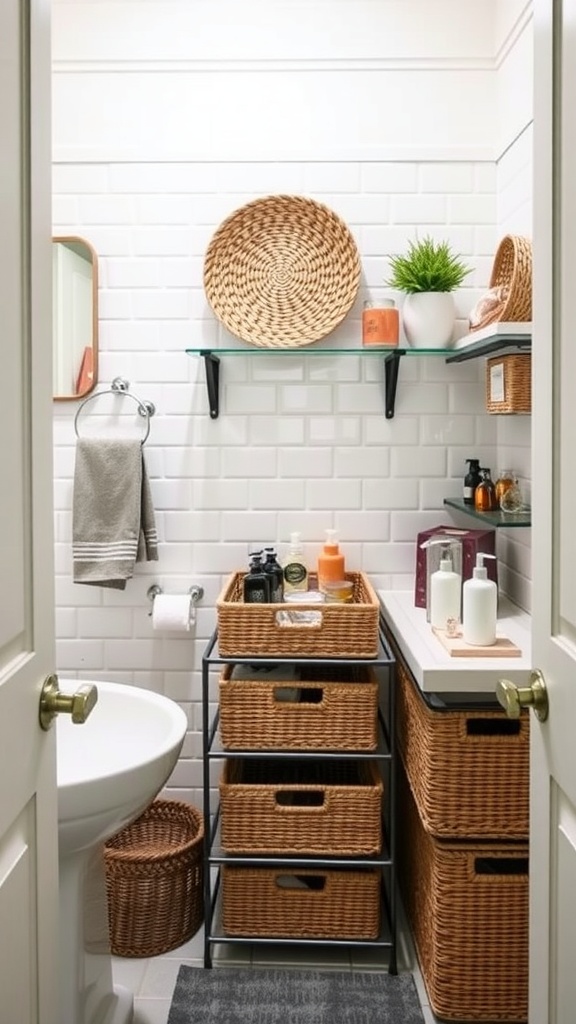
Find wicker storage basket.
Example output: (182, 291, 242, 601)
(486, 352, 532, 414)
(216, 571, 380, 659)
(203, 194, 361, 348)
(395, 649, 529, 839)
(470, 234, 532, 332)
(219, 662, 378, 751)
(398, 770, 528, 1022)
(219, 757, 383, 855)
(104, 800, 203, 958)
(222, 865, 381, 940)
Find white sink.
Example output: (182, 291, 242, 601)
(57, 680, 187, 856)
(55, 681, 187, 1024)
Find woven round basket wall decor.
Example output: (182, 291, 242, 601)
(203, 194, 361, 348)
(469, 234, 532, 332)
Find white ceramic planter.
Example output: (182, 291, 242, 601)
(402, 291, 456, 348)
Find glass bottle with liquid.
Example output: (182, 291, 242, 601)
(474, 468, 498, 512)
(495, 469, 516, 506)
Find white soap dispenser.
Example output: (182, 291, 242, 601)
(462, 552, 498, 646)
(429, 543, 461, 631)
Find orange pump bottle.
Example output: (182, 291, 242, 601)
(317, 530, 345, 593)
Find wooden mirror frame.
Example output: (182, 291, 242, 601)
(53, 235, 99, 401)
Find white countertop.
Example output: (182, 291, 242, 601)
(378, 590, 532, 694)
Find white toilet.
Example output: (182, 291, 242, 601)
(55, 680, 187, 1024)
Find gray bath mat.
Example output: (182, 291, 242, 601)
(167, 966, 425, 1023)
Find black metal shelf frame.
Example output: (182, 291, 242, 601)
(201, 624, 397, 971)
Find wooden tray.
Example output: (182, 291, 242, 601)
(432, 627, 521, 657)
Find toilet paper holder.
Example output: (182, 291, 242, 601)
(146, 584, 204, 615)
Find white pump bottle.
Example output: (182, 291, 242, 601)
(462, 552, 498, 646)
(428, 544, 461, 630)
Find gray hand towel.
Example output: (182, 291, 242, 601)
(73, 438, 159, 588)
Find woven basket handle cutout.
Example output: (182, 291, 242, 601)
(274, 873, 327, 891)
(274, 790, 327, 811)
(272, 685, 325, 706)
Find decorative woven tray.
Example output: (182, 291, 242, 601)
(216, 570, 380, 659)
(219, 662, 378, 751)
(203, 194, 361, 348)
(220, 757, 383, 855)
(399, 769, 528, 1022)
(104, 799, 204, 957)
(222, 865, 381, 940)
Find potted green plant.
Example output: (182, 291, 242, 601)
(385, 235, 472, 348)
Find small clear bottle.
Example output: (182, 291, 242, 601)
(282, 532, 309, 594)
(495, 469, 516, 506)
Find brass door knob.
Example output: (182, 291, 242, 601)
(39, 674, 98, 730)
(496, 669, 549, 722)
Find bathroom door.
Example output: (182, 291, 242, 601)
(530, 1, 576, 1020)
(0, 1, 59, 1022)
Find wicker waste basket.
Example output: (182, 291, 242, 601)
(104, 799, 204, 958)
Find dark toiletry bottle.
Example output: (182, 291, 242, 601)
(474, 468, 498, 512)
(263, 547, 284, 603)
(243, 552, 271, 603)
(463, 458, 482, 505)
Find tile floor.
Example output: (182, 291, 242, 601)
(112, 922, 439, 1024)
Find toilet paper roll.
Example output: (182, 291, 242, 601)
(152, 594, 194, 632)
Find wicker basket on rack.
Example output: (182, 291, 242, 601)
(222, 865, 381, 940)
(203, 194, 361, 348)
(220, 757, 383, 856)
(218, 662, 379, 751)
(469, 235, 532, 332)
(216, 570, 380, 659)
(104, 800, 204, 957)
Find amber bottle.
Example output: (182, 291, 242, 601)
(474, 468, 498, 512)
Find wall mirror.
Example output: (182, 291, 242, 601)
(53, 236, 99, 400)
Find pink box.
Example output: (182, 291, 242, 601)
(415, 525, 497, 609)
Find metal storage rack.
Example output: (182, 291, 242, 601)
(201, 622, 397, 970)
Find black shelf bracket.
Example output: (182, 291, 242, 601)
(202, 352, 221, 419)
(384, 351, 403, 419)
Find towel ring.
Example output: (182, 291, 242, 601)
(74, 377, 156, 442)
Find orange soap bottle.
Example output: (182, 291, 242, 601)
(317, 530, 346, 593)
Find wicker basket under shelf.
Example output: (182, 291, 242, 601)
(486, 352, 531, 414)
(222, 865, 381, 940)
(218, 662, 378, 751)
(216, 570, 380, 659)
(395, 649, 529, 840)
(104, 800, 204, 958)
(219, 757, 383, 855)
(470, 235, 532, 332)
(398, 769, 528, 1022)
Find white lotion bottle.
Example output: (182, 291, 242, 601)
(429, 549, 461, 630)
(462, 552, 498, 646)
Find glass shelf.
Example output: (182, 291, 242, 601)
(186, 346, 450, 419)
(185, 346, 450, 356)
(444, 497, 531, 528)
(186, 329, 531, 419)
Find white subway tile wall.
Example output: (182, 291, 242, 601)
(51, 1, 533, 809)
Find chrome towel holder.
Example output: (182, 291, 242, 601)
(74, 377, 156, 442)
